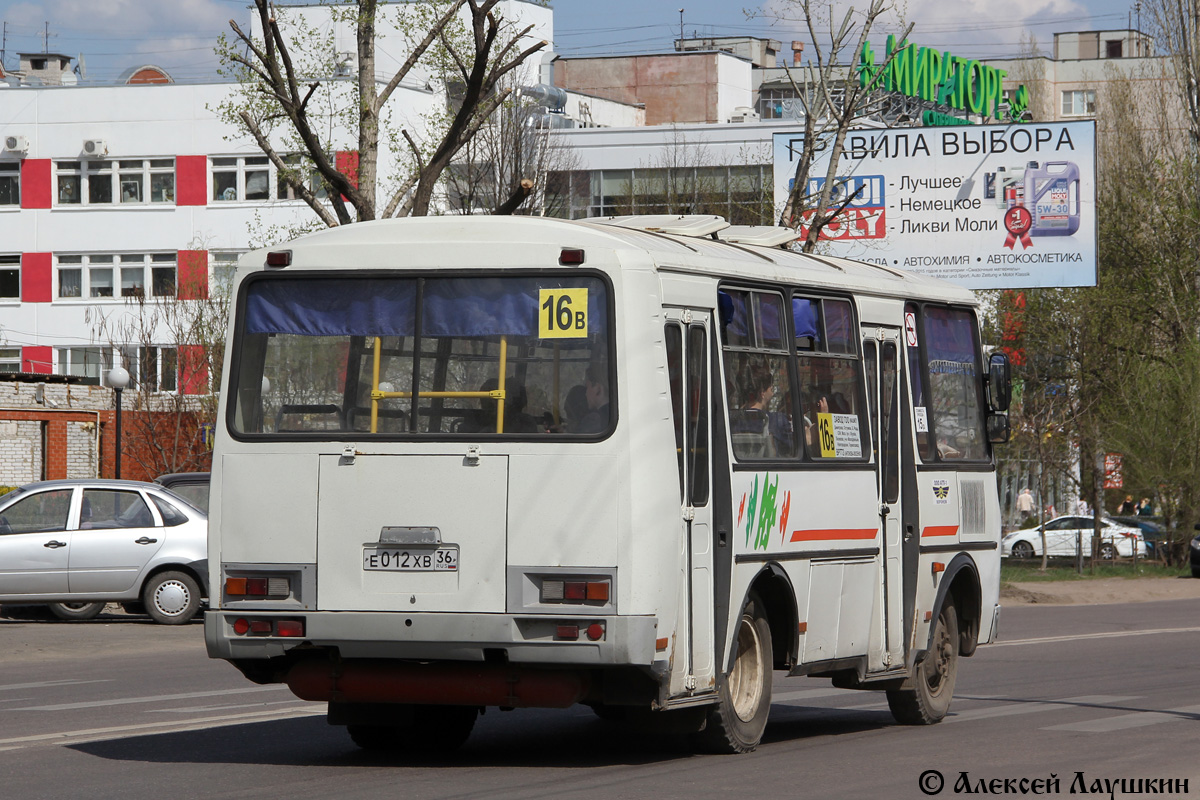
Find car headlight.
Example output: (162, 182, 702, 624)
(1191, 536, 1200, 550)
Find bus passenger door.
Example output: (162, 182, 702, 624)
(864, 330, 904, 670)
(665, 312, 715, 693)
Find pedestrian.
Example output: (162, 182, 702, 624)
(1074, 497, 1089, 515)
(1017, 489, 1036, 525)
(1137, 497, 1153, 517)
(1117, 494, 1137, 515)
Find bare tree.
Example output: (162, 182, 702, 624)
(766, 0, 911, 250)
(442, 78, 580, 216)
(87, 254, 229, 477)
(217, 0, 548, 226)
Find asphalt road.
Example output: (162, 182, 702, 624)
(1, 600, 1198, 799)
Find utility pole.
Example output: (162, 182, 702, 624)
(678, 8, 684, 47)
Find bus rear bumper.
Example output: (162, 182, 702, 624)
(205, 610, 660, 667)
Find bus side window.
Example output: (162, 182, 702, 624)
(719, 288, 796, 461)
(794, 295, 867, 461)
(921, 306, 988, 462)
(905, 302, 935, 462)
(665, 324, 686, 500)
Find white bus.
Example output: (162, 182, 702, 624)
(205, 214, 1011, 754)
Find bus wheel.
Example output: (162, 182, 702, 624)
(348, 705, 477, 753)
(49, 602, 106, 621)
(695, 594, 772, 753)
(888, 599, 958, 725)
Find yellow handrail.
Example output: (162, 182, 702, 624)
(497, 335, 507, 434)
(368, 334, 511, 434)
(370, 336, 382, 433)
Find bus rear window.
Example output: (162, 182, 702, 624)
(230, 274, 611, 437)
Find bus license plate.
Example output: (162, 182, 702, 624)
(363, 546, 458, 572)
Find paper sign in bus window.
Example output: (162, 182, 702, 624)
(817, 413, 863, 458)
(538, 288, 589, 339)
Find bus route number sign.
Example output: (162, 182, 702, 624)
(539, 288, 589, 339)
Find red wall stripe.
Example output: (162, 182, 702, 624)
(790, 528, 879, 542)
(921, 525, 960, 538)
(175, 156, 208, 206)
(176, 250, 208, 300)
(179, 345, 209, 395)
(21, 345, 52, 374)
(21, 252, 52, 302)
(335, 150, 360, 189)
(20, 159, 51, 209)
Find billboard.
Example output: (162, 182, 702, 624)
(772, 121, 1097, 290)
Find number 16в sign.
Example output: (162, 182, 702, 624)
(539, 288, 589, 338)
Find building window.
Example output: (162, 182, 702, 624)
(57, 253, 176, 300)
(211, 252, 243, 296)
(0, 347, 19, 372)
(0, 254, 18, 299)
(57, 346, 111, 381)
(1061, 89, 1096, 116)
(0, 162, 18, 205)
(758, 87, 803, 120)
(56, 159, 175, 206)
(119, 159, 175, 203)
(1106, 39, 1123, 58)
(276, 154, 328, 201)
(212, 156, 270, 202)
(120, 345, 177, 393)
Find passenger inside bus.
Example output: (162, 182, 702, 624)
(563, 384, 589, 432)
(575, 363, 610, 434)
(458, 378, 538, 434)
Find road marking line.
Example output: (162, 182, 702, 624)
(945, 695, 1138, 724)
(1043, 703, 1200, 732)
(771, 688, 856, 704)
(0, 706, 325, 751)
(148, 700, 304, 713)
(0, 680, 111, 692)
(989, 627, 1200, 648)
(12, 684, 290, 711)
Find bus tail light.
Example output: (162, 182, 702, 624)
(226, 576, 291, 598)
(231, 617, 305, 637)
(276, 620, 305, 637)
(555, 624, 579, 640)
(540, 577, 611, 605)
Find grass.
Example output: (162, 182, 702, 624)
(1001, 559, 1192, 583)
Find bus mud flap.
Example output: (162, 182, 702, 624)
(285, 658, 591, 708)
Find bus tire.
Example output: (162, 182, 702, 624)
(49, 601, 106, 621)
(887, 599, 958, 725)
(348, 705, 477, 753)
(695, 594, 772, 754)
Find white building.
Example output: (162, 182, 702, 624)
(0, 0, 646, 390)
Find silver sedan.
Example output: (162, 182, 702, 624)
(0, 479, 207, 624)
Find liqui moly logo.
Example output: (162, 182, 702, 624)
(799, 175, 886, 241)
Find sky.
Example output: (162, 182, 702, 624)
(0, 0, 1148, 84)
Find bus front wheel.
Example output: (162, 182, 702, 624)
(887, 599, 958, 725)
(695, 593, 772, 754)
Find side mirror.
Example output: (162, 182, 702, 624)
(987, 352, 1011, 412)
(986, 412, 1010, 444)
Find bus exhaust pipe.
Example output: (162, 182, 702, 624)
(285, 658, 591, 709)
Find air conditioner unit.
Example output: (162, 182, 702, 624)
(728, 106, 760, 124)
(82, 138, 107, 157)
(3, 135, 27, 153)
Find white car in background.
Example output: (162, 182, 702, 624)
(1001, 515, 1146, 560)
(0, 479, 207, 624)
